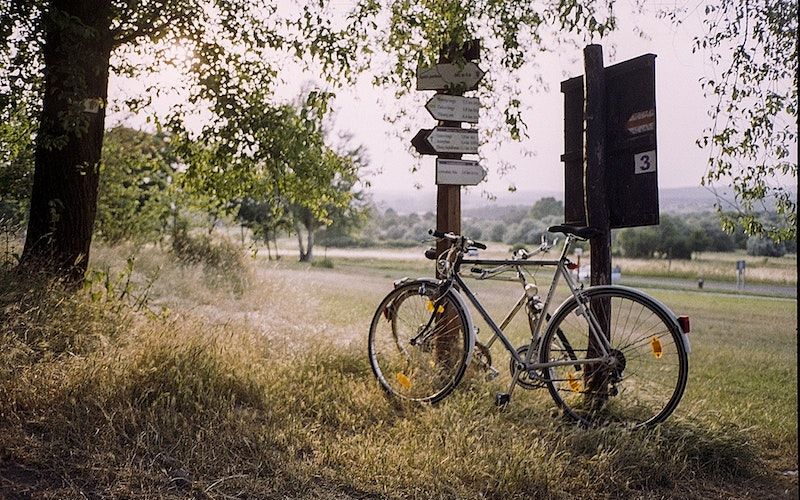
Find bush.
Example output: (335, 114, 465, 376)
(746, 236, 787, 257)
(311, 257, 334, 268)
(171, 230, 250, 293)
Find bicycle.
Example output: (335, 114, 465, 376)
(367, 225, 691, 428)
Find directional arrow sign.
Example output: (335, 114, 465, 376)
(416, 62, 485, 91)
(436, 159, 486, 186)
(425, 95, 480, 123)
(411, 127, 479, 155)
(428, 127, 479, 154)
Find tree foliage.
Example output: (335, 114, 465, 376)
(680, 0, 797, 241)
(95, 127, 178, 245)
(0, 0, 361, 280)
(0, 102, 35, 228)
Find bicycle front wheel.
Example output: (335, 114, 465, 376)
(368, 280, 471, 403)
(540, 287, 688, 428)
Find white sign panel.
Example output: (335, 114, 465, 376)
(416, 62, 485, 91)
(425, 95, 480, 123)
(634, 150, 657, 174)
(436, 159, 486, 186)
(427, 127, 479, 154)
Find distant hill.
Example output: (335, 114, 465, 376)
(369, 188, 562, 215)
(370, 186, 752, 216)
(371, 185, 797, 219)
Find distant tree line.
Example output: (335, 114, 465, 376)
(341, 197, 796, 259)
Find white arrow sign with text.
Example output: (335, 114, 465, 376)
(425, 94, 480, 123)
(416, 62, 485, 91)
(426, 127, 479, 154)
(436, 159, 486, 186)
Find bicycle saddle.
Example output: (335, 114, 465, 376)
(547, 225, 601, 240)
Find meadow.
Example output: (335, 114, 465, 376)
(0, 241, 797, 498)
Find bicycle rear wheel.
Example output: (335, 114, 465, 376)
(368, 280, 471, 403)
(539, 286, 688, 428)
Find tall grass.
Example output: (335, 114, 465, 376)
(0, 246, 796, 498)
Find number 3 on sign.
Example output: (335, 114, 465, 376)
(634, 150, 657, 174)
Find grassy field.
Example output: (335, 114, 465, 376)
(0, 242, 797, 498)
(275, 238, 797, 286)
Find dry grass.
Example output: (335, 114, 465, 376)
(0, 244, 797, 499)
(611, 252, 796, 285)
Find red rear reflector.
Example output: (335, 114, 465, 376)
(567, 262, 578, 270)
(677, 316, 690, 333)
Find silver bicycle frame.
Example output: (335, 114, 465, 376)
(457, 238, 613, 371)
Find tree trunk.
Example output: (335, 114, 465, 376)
(295, 222, 308, 261)
(272, 232, 280, 260)
(20, 0, 113, 284)
(305, 227, 314, 262)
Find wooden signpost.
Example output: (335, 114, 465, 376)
(411, 40, 485, 279)
(561, 46, 660, 398)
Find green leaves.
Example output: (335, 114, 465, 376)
(96, 126, 178, 244)
(693, 0, 797, 242)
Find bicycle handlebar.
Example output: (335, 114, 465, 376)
(428, 229, 487, 250)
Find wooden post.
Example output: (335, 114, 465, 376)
(435, 57, 464, 272)
(583, 44, 612, 401)
(433, 41, 477, 365)
(584, 44, 611, 287)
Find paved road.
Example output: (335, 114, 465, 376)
(615, 275, 796, 299)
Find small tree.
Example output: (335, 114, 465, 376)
(236, 198, 290, 260)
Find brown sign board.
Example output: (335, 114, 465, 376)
(561, 53, 659, 229)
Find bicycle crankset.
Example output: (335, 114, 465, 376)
(510, 345, 546, 390)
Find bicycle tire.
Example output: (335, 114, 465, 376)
(368, 280, 473, 403)
(539, 286, 688, 428)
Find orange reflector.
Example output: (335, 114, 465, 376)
(396, 372, 412, 389)
(567, 372, 581, 392)
(426, 300, 444, 313)
(650, 337, 663, 359)
(678, 315, 690, 333)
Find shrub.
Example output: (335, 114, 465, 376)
(746, 236, 787, 257)
(171, 229, 250, 293)
(311, 257, 334, 268)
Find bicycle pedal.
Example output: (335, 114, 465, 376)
(485, 368, 499, 381)
(494, 392, 511, 407)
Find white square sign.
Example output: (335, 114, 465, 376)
(634, 150, 657, 174)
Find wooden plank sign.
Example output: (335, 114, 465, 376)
(425, 95, 480, 123)
(436, 159, 485, 185)
(416, 62, 485, 91)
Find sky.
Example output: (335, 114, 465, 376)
(108, 3, 797, 204)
